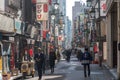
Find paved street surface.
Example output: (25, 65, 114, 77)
(25, 56, 115, 80)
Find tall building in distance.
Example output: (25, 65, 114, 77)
(72, 1, 86, 48)
(72, 0, 86, 21)
(59, 0, 66, 16)
(66, 17, 72, 48)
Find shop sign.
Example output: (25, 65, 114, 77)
(0, 0, 5, 11)
(100, 0, 106, 16)
(36, 3, 48, 21)
(15, 19, 21, 34)
(31, 26, 37, 38)
(9, 37, 14, 42)
(55, 27, 58, 36)
(37, 0, 48, 3)
(0, 14, 14, 33)
(95, 3, 99, 19)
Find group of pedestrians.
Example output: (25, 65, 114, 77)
(34, 48, 57, 80)
(34, 47, 96, 80)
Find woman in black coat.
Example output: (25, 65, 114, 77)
(49, 49, 56, 74)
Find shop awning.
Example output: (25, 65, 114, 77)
(0, 14, 14, 33)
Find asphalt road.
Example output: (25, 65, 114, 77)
(24, 56, 115, 80)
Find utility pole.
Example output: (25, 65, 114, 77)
(98, 0, 102, 67)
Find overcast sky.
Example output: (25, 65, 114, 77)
(66, 0, 86, 20)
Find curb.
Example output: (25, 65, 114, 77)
(103, 63, 118, 80)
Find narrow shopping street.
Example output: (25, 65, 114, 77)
(24, 56, 115, 80)
(1, 0, 120, 79)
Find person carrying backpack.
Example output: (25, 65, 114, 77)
(80, 47, 92, 78)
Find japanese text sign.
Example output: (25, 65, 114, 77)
(36, 3, 48, 21)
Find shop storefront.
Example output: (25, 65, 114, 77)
(0, 14, 15, 79)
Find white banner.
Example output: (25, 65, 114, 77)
(36, 3, 48, 21)
(0, 14, 14, 33)
(31, 26, 37, 38)
(37, 0, 48, 3)
(0, 0, 5, 11)
(100, 0, 106, 16)
(55, 27, 58, 36)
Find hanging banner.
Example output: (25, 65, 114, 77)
(15, 19, 22, 34)
(55, 27, 58, 36)
(100, 0, 106, 16)
(37, 0, 48, 3)
(0, 14, 14, 33)
(0, 0, 5, 11)
(36, 3, 48, 21)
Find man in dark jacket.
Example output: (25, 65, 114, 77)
(49, 49, 56, 74)
(34, 48, 45, 80)
(80, 47, 92, 77)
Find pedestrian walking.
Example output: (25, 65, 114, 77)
(49, 49, 56, 74)
(80, 47, 92, 77)
(76, 49, 83, 61)
(56, 49, 61, 62)
(34, 48, 45, 80)
(66, 49, 71, 62)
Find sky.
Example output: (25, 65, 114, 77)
(66, 0, 86, 21)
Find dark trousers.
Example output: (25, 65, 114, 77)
(37, 64, 43, 79)
(83, 64, 90, 77)
(50, 60, 55, 73)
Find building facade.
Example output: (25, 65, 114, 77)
(106, 0, 120, 79)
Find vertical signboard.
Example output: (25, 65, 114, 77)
(0, 0, 5, 11)
(37, 0, 48, 3)
(36, 0, 48, 21)
(55, 27, 58, 36)
(100, 0, 106, 16)
(15, 19, 22, 34)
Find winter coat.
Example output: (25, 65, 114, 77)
(34, 53, 45, 68)
(49, 51, 56, 67)
(80, 51, 92, 65)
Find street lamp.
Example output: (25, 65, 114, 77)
(51, 13, 56, 49)
(51, 14, 55, 20)
(54, 2, 59, 10)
